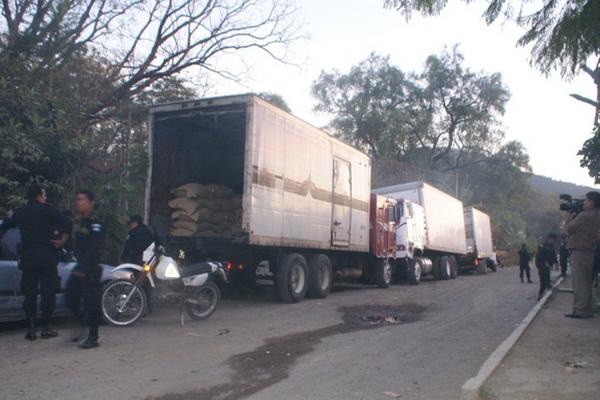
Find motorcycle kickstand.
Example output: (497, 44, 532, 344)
(179, 303, 185, 326)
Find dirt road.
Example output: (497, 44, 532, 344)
(0, 268, 539, 400)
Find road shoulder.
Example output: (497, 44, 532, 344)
(483, 280, 600, 400)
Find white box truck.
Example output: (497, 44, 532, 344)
(461, 207, 496, 273)
(372, 181, 468, 284)
(145, 95, 399, 302)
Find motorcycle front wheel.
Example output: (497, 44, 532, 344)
(184, 281, 220, 320)
(102, 279, 147, 326)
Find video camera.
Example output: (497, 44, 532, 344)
(559, 194, 584, 214)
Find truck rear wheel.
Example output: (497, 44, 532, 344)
(307, 254, 332, 299)
(275, 253, 309, 303)
(375, 259, 392, 288)
(439, 256, 451, 280)
(432, 257, 441, 280)
(408, 258, 422, 285)
(449, 256, 458, 279)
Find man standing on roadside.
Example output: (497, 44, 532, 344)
(518, 243, 533, 283)
(535, 234, 557, 301)
(0, 183, 71, 340)
(564, 191, 600, 319)
(66, 190, 104, 349)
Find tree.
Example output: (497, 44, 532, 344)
(578, 124, 600, 183)
(570, 57, 600, 125)
(312, 53, 418, 158)
(384, 0, 600, 77)
(258, 92, 292, 112)
(1, 1, 300, 103)
(416, 48, 510, 172)
(312, 48, 510, 172)
(0, 0, 301, 207)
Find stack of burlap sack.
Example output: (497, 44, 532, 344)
(169, 183, 242, 237)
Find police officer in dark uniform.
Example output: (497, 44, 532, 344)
(518, 243, 533, 283)
(65, 190, 104, 349)
(534, 234, 558, 300)
(0, 183, 71, 340)
(121, 215, 154, 265)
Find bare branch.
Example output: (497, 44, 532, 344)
(570, 93, 599, 108)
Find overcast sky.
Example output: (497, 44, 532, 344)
(207, 0, 598, 188)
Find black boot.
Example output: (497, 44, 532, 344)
(25, 318, 37, 341)
(78, 336, 99, 349)
(41, 318, 58, 339)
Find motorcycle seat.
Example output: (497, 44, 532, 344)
(179, 262, 214, 278)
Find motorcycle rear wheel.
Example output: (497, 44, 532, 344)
(184, 281, 220, 320)
(102, 279, 147, 326)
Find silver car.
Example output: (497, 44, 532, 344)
(0, 230, 128, 322)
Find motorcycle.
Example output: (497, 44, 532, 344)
(101, 243, 228, 326)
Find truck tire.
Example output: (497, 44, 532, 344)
(408, 257, 422, 285)
(375, 259, 392, 288)
(439, 256, 451, 280)
(432, 257, 441, 280)
(487, 259, 497, 272)
(307, 254, 333, 299)
(449, 256, 458, 279)
(275, 253, 309, 303)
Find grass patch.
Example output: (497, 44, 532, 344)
(479, 386, 497, 400)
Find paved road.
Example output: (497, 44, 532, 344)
(0, 268, 540, 400)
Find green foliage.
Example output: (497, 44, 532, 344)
(384, 0, 600, 76)
(1, 0, 297, 262)
(313, 53, 417, 157)
(257, 92, 292, 113)
(312, 48, 510, 171)
(579, 124, 600, 184)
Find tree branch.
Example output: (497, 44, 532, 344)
(570, 93, 599, 108)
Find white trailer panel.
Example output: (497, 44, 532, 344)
(147, 95, 370, 253)
(373, 181, 467, 255)
(464, 207, 494, 258)
(247, 98, 370, 251)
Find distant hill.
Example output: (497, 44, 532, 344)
(529, 175, 596, 197)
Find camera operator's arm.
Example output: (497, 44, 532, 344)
(565, 212, 583, 235)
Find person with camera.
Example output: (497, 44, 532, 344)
(534, 234, 557, 301)
(564, 191, 600, 319)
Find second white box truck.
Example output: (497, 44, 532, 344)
(372, 181, 468, 284)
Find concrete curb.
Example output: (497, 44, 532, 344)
(458, 276, 564, 400)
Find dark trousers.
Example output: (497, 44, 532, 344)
(20, 249, 59, 319)
(519, 262, 531, 282)
(65, 268, 101, 339)
(560, 258, 568, 276)
(537, 265, 551, 299)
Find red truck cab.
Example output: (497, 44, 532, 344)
(369, 193, 397, 259)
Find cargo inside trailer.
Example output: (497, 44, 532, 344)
(148, 102, 247, 240)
